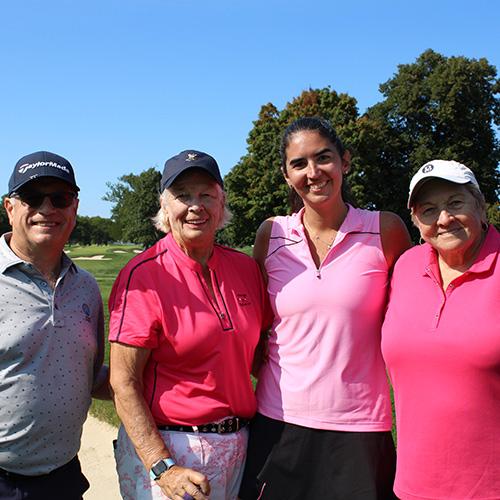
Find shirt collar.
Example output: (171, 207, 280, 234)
(290, 204, 362, 242)
(0, 232, 76, 276)
(423, 225, 499, 278)
(165, 231, 218, 272)
(0, 233, 23, 273)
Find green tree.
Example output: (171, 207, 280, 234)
(220, 88, 360, 246)
(362, 49, 500, 231)
(0, 196, 10, 235)
(70, 216, 119, 245)
(104, 168, 162, 247)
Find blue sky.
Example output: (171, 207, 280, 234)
(1, 0, 499, 217)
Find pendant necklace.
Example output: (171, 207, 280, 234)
(313, 232, 335, 249)
(304, 221, 336, 249)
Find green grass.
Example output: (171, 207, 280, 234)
(69, 244, 142, 427)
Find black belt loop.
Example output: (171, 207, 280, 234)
(157, 416, 249, 434)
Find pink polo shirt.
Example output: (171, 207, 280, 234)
(382, 226, 500, 499)
(256, 206, 393, 431)
(109, 232, 271, 426)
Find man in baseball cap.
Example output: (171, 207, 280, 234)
(8, 150, 80, 195)
(0, 151, 109, 499)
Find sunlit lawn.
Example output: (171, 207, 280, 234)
(67, 244, 142, 427)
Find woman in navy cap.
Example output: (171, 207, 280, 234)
(109, 150, 271, 500)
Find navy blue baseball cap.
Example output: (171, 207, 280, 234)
(8, 151, 80, 196)
(161, 150, 224, 191)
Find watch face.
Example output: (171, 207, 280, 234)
(152, 460, 168, 477)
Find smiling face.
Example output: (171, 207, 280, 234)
(283, 130, 349, 209)
(163, 169, 224, 256)
(412, 179, 484, 260)
(4, 178, 78, 259)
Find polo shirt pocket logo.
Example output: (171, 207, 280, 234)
(82, 303, 91, 322)
(237, 294, 251, 306)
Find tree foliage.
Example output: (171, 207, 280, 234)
(220, 88, 360, 246)
(362, 49, 499, 228)
(69, 216, 120, 245)
(104, 167, 162, 247)
(0, 196, 10, 235)
(221, 50, 499, 246)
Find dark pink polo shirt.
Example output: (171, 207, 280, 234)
(382, 226, 500, 499)
(109, 232, 271, 426)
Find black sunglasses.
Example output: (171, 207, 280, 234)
(12, 191, 77, 209)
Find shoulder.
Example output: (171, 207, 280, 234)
(119, 239, 168, 278)
(392, 243, 426, 274)
(254, 217, 276, 260)
(215, 244, 258, 267)
(255, 217, 276, 243)
(72, 264, 97, 282)
(379, 211, 412, 272)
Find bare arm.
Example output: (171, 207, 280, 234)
(91, 296, 111, 400)
(252, 218, 274, 284)
(91, 365, 110, 399)
(380, 211, 412, 273)
(110, 342, 210, 499)
(250, 218, 274, 377)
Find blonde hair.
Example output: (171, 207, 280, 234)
(152, 185, 232, 234)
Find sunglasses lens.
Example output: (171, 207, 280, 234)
(49, 193, 76, 208)
(17, 192, 76, 209)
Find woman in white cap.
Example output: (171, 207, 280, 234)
(382, 160, 500, 499)
(109, 150, 271, 500)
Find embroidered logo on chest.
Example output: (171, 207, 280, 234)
(82, 303, 91, 322)
(237, 294, 251, 306)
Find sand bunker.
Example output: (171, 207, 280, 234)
(72, 255, 112, 261)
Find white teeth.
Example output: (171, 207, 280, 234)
(308, 181, 327, 192)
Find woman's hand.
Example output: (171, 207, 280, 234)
(158, 465, 210, 499)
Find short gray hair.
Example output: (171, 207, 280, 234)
(152, 186, 232, 234)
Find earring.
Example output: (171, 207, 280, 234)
(481, 221, 489, 232)
(419, 237, 425, 245)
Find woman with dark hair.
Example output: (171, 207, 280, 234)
(239, 117, 411, 499)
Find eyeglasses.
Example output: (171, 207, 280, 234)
(11, 191, 77, 209)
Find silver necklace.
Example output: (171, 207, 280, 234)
(313, 232, 335, 249)
(304, 221, 336, 249)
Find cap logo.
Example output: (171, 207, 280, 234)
(18, 161, 70, 175)
(422, 164, 434, 174)
(186, 153, 198, 162)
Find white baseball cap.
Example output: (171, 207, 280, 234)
(408, 160, 480, 208)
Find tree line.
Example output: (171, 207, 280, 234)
(1, 50, 499, 247)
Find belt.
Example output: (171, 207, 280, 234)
(157, 417, 249, 434)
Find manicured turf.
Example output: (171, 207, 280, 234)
(68, 244, 142, 427)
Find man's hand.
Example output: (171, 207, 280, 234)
(157, 465, 210, 500)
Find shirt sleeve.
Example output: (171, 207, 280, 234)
(108, 265, 162, 349)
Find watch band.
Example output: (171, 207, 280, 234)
(149, 457, 176, 481)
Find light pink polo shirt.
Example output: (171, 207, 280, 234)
(256, 206, 393, 431)
(382, 226, 500, 499)
(109, 232, 271, 426)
